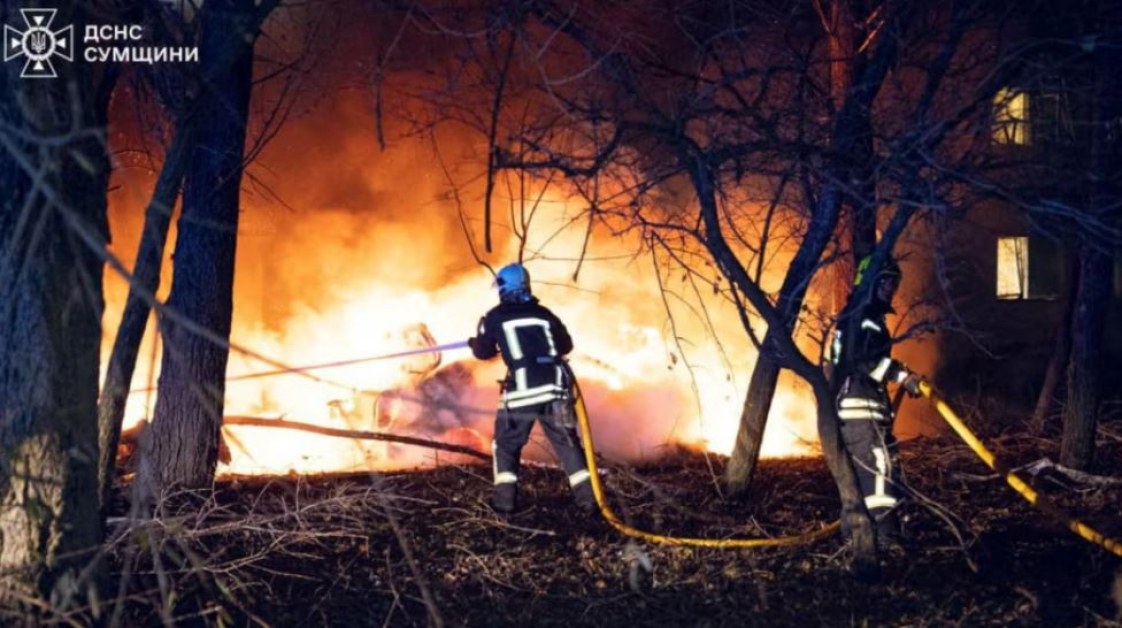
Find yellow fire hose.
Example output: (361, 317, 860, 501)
(569, 375, 1121, 555)
(918, 380, 1122, 558)
(571, 378, 840, 547)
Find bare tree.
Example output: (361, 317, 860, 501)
(724, 0, 904, 495)
(96, 1, 207, 516)
(0, 2, 113, 614)
(400, 0, 892, 572)
(138, 0, 279, 501)
(98, 119, 192, 512)
(1060, 1, 1121, 469)
(396, 0, 1051, 573)
(99, 0, 327, 510)
(97, 25, 197, 509)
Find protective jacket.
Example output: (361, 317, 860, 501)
(470, 298, 574, 409)
(830, 295, 908, 532)
(469, 297, 593, 514)
(831, 298, 909, 417)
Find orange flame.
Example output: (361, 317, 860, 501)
(101, 95, 823, 476)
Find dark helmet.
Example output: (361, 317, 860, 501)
(853, 255, 902, 288)
(495, 263, 532, 302)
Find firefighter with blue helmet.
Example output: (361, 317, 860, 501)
(830, 255, 922, 547)
(468, 263, 596, 515)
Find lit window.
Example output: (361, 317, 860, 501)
(996, 237, 1029, 299)
(993, 87, 1031, 145)
(996, 236, 1061, 300)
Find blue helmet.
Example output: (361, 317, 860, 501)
(495, 263, 532, 302)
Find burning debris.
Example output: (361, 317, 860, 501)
(339, 324, 490, 460)
(218, 323, 494, 473)
(102, 92, 830, 478)
(368, 325, 484, 436)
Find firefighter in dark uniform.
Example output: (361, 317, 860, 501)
(468, 263, 596, 514)
(830, 256, 922, 546)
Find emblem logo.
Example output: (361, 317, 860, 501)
(4, 9, 74, 78)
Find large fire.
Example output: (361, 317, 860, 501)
(102, 94, 830, 477)
(95, 3, 948, 479)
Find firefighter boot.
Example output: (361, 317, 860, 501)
(874, 509, 905, 552)
(573, 480, 597, 515)
(492, 483, 518, 514)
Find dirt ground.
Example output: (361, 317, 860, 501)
(105, 419, 1122, 627)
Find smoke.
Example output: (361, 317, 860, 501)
(101, 47, 831, 476)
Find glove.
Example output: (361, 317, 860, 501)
(901, 372, 923, 398)
(467, 336, 477, 352)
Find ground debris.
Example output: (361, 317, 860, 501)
(103, 426, 1122, 626)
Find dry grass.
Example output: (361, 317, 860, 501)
(7, 420, 1120, 627)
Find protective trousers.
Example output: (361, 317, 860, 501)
(839, 414, 902, 540)
(491, 399, 594, 512)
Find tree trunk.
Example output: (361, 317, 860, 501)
(690, 148, 880, 572)
(97, 123, 191, 515)
(1060, 13, 1121, 470)
(725, 353, 780, 493)
(829, 0, 878, 262)
(0, 3, 108, 612)
(723, 0, 904, 494)
(1030, 255, 1078, 433)
(139, 0, 259, 500)
(1060, 248, 1112, 469)
(723, 181, 849, 493)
